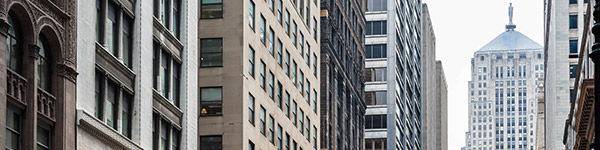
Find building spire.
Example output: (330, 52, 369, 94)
(506, 3, 516, 31)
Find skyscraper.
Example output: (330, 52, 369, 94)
(318, 0, 367, 149)
(364, 0, 423, 149)
(197, 0, 320, 149)
(464, 4, 543, 150)
(76, 0, 198, 149)
(543, 0, 588, 148)
(422, 4, 448, 150)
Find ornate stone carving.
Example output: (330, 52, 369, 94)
(56, 61, 78, 82)
(0, 18, 10, 36)
(29, 44, 40, 59)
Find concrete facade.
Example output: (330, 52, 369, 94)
(464, 4, 543, 150)
(318, 0, 367, 150)
(543, 0, 588, 149)
(76, 0, 198, 149)
(563, 1, 595, 149)
(197, 0, 320, 149)
(364, 0, 423, 149)
(421, 4, 448, 150)
(1, 0, 78, 149)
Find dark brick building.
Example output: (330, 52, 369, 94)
(319, 0, 366, 149)
(0, 0, 78, 149)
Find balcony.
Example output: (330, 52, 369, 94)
(7, 69, 27, 104)
(37, 88, 56, 120)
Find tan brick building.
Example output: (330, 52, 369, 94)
(197, 0, 320, 149)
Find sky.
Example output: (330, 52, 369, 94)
(420, 0, 544, 149)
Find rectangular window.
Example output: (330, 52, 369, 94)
(299, 71, 304, 94)
(292, 101, 297, 126)
(365, 91, 387, 105)
(292, 62, 297, 85)
(269, 0, 274, 11)
(305, 118, 310, 139)
(285, 133, 290, 150)
(277, 39, 283, 66)
(260, 15, 266, 43)
(36, 124, 51, 150)
(305, 81, 310, 103)
(365, 138, 387, 150)
(312, 126, 317, 149)
(570, 15, 578, 29)
(96, 0, 104, 43)
(277, 124, 283, 150)
(269, 71, 275, 99)
(200, 87, 223, 116)
(249, 93, 255, 124)
(153, 43, 182, 106)
(201, 0, 223, 19)
(365, 115, 387, 129)
(260, 60, 266, 89)
(312, 90, 317, 112)
(121, 93, 132, 138)
(200, 135, 222, 150)
(122, 16, 133, 68)
(6, 108, 21, 150)
(367, 0, 387, 11)
(106, 80, 118, 129)
(570, 40, 578, 54)
(160, 0, 169, 27)
(249, 0, 255, 28)
(366, 44, 387, 58)
(285, 51, 291, 75)
(366, 68, 387, 82)
(277, 0, 283, 23)
(106, 1, 118, 56)
(171, 0, 181, 38)
(570, 65, 578, 78)
(570, 0, 577, 4)
(292, 22, 297, 45)
(299, 109, 304, 134)
(277, 82, 283, 108)
(260, 106, 266, 134)
(366, 21, 387, 35)
(200, 38, 223, 67)
(95, 70, 134, 138)
(285, 10, 290, 35)
(249, 140, 255, 150)
(313, 54, 317, 76)
(269, 28, 275, 55)
(313, 18, 318, 40)
(249, 46, 255, 76)
(285, 91, 291, 117)
(299, 33, 304, 55)
(269, 115, 275, 143)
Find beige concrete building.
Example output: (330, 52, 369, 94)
(197, 0, 320, 149)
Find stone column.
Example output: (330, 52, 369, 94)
(23, 44, 40, 150)
(54, 61, 77, 150)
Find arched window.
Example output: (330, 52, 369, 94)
(7, 12, 23, 74)
(37, 34, 52, 91)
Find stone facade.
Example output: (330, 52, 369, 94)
(421, 4, 448, 150)
(75, 0, 198, 149)
(0, 0, 78, 149)
(319, 0, 367, 150)
(543, 0, 588, 149)
(563, 1, 595, 149)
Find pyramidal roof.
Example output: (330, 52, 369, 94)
(477, 30, 542, 52)
(477, 3, 542, 52)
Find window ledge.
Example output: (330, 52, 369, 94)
(366, 35, 387, 38)
(365, 58, 387, 61)
(76, 110, 143, 150)
(152, 17, 184, 61)
(365, 11, 387, 15)
(152, 89, 184, 126)
(95, 42, 136, 89)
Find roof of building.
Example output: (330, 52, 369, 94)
(477, 30, 543, 52)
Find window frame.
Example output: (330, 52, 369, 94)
(200, 0, 224, 19)
(200, 38, 224, 68)
(200, 86, 224, 116)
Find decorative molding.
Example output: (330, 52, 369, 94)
(56, 61, 78, 82)
(29, 44, 40, 59)
(76, 110, 143, 150)
(0, 18, 10, 36)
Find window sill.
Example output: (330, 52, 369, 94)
(152, 89, 184, 126)
(95, 42, 136, 89)
(76, 110, 143, 150)
(152, 17, 183, 61)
